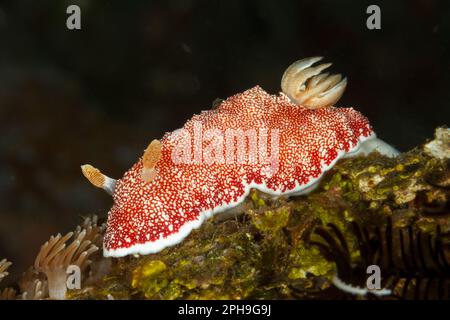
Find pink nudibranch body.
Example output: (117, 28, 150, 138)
(81, 57, 398, 257)
(104, 87, 377, 257)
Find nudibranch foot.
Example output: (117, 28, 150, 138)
(332, 275, 392, 297)
(354, 137, 400, 158)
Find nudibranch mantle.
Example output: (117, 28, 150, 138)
(82, 57, 399, 257)
(106, 87, 377, 257)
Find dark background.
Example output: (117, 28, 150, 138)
(0, 0, 449, 282)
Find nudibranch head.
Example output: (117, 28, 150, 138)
(81, 164, 116, 195)
(82, 57, 381, 258)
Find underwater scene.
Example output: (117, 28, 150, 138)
(0, 0, 449, 305)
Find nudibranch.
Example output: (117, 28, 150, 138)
(82, 57, 399, 258)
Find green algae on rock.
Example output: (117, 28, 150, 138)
(1, 128, 449, 300)
(70, 128, 448, 300)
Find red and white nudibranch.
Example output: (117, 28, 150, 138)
(81, 57, 399, 258)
